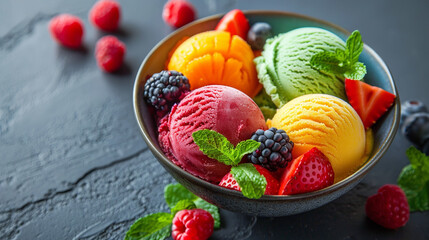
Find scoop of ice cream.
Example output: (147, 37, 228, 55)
(168, 31, 261, 97)
(255, 27, 347, 108)
(159, 85, 267, 183)
(267, 94, 366, 182)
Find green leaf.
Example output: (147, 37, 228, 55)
(192, 129, 237, 165)
(310, 52, 345, 75)
(194, 198, 221, 229)
(124, 213, 173, 240)
(346, 30, 364, 64)
(231, 163, 267, 199)
(344, 62, 367, 80)
(397, 147, 429, 212)
(406, 146, 429, 173)
(170, 199, 196, 216)
(233, 140, 261, 165)
(164, 183, 198, 209)
(335, 48, 347, 63)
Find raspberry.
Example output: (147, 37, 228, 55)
(95, 35, 126, 72)
(143, 70, 190, 117)
(365, 184, 410, 229)
(163, 0, 196, 28)
(49, 14, 84, 48)
(89, 0, 121, 31)
(172, 209, 214, 240)
(249, 128, 294, 171)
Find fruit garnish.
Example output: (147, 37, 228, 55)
(345, 78, 396, 129)
(49, 14, 84, 49)
(278, 147, 334, 195)
(95, 35, 126, 72)
(397, 146, 429, 211)
(215, 9, 250, 40)
(310, 30, 367, 80)
(192, 129, 267, 199)
(248, 128, 294, 171)
(247, 22, 273, 50)
(172, 209, 214, 240)
(163, 0, 196, 28)
(401, 113, 429, 150)
(143, 70, 191, 117)
(219, 164, 279, 195)
(124, 183, 220, 240)
(89, 0, 121, 31)
(401, 100, 428, 124)
(365, 184, 409, 229)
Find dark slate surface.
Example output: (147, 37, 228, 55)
(1, 0, 428, 239)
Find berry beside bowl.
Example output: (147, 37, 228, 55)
(133, 11, 400, 217)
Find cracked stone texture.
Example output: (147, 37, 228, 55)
(1, 0, 429, 239)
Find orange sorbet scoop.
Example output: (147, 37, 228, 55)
(168, 31, 261, 98)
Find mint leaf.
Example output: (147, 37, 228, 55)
(407, 146, 429, 173)
(194, 198, 221, 229)
(346, 30, 364, 64)
(231, 163, 267, 199)
(164, 183, 197, 209)
(192, 129, 237, 165)
(233, 140, 261, 165)
(310, 51, 344, 75)
(171, 199, 196, 216)
(124, 213, 173, 240)
(397, 146, 429, 211)
(344, 62, 366, 80)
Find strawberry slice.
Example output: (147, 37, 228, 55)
(345, 79, 396, 129)
(279, 148, 334, 195)
(215, 9, 250, 40)
(219, 164, 279, 195)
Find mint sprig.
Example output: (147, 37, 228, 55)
(231, 163, 267, 199)
(192, 129, 260, 166)
(397, 146, 429, 211)
(310, 30, 367, 80)
(192, 129, 267, 199)
(124, 183, 220, 240)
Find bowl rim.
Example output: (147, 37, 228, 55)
(133, 10, 400, 201)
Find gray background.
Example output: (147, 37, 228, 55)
(1, 0, 428, 239)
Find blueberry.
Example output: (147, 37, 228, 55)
(400, 100, 427, 126)
(247, 22, 272, 51)
(401, 112, 429, 146)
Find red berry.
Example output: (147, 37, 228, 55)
(345, 78, 396, 129)
(89, 0, 121, 31)
(219, 164, 279, 195)
(215, 9, 250, 40)
(95, 36, 126, 72)
(365, 184, 409, 229)
(172, 209, 214, 240)
(163, 0, 196, 28)
(49, 14, 84, 48)
(278, 147, 334, 195)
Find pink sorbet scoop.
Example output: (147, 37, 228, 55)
(158, 85, 267, 183)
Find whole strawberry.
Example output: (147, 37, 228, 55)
(172, 209, 214, 240)
(278, 147, 334, 195)
(163, 0, 196, 28)
(95, 35, 126, 72)
(49, 14, 84, 48)
(366, 184, 409, 229)
(89, 0, 121, 31)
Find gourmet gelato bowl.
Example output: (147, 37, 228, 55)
(133, 11, 400, 217)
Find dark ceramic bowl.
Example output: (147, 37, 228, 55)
(133, 11, 400, 217)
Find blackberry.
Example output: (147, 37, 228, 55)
(248, 127, 294, 171)
(143, 70, 190, 116)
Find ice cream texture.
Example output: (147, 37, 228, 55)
(267, 94, 366, 182)
(167, 31, 261, 98)
(255, 27, 347, 108)
(158, 85, 266, 183)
